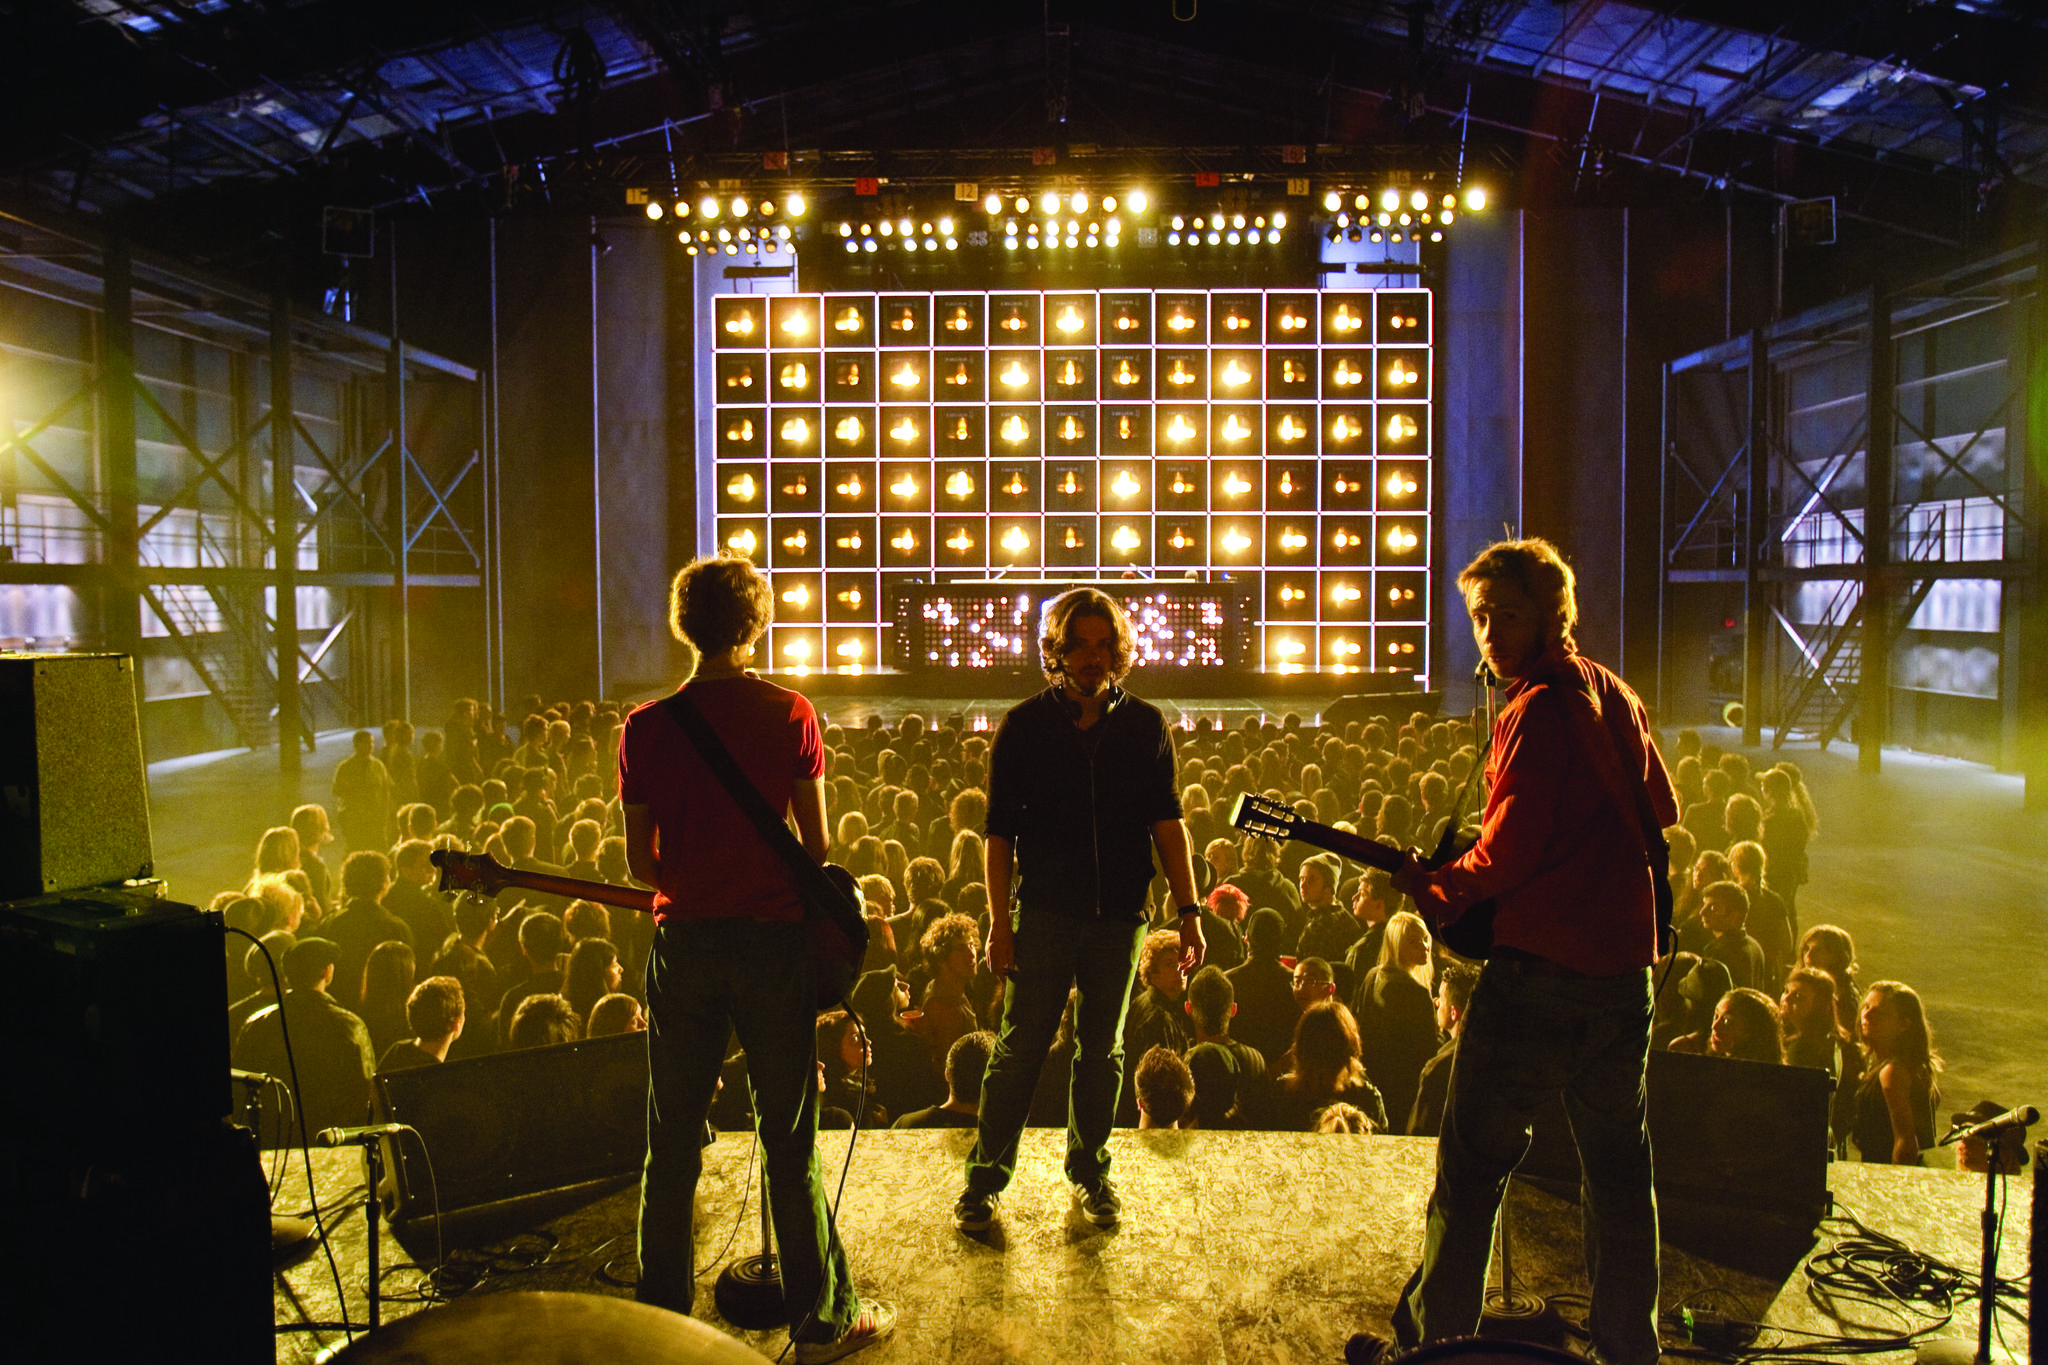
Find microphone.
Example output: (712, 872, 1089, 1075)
(230, 1068, 274, 1088)
(312, 1123, 406, 1147)
(1473, 661, 1498, 688)
(1939, 1104, 2038, 1146)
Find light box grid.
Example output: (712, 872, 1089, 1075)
(708, 287, 1431, 677)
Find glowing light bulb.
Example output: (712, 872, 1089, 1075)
(1279, 584, 1305, 604)
(951, 416, 970, 441)
(834, 308, 862, 334)
(726, 527, 757, 554)
(837, 362, 860, 386)
(1171, 473, 1194, 495)
(836, 587, 863, 606)
(945, 363, 971, 387)
(1333, 639, 1362, 657)
(780, 310, 808, 337)
(946, 527, 975, 551)
(1224, 314, 1249, 331)
(891, 363, 919, 388)
(1113, 359, 1139, 386)
(1387, 362, 1419, 386)
(1389, 585, 1416, 604)
(830, 528, 862, 550)
(779, 361, 809, 389)
(1057, 359, 1081, 387)
(1221, 527, 1252, 554)
(889, 416, 918, 442)
(1332, 304, 1363, 332)
(1110, 525, 1140, 552)
(1333, 473, 1361, 494)
(833, 415, 864, 444)
(1386, 413, 1419, 441)
(1221, 414, 1251, 441)
(1278, 471, 1295, 496)
(725, 472, 757, 502)
(1001, 525, 1031, 553)
(1169, 526, 1194, 550)
(1104, 469, 1137, 499)
(782, 476, 808, 497)
(1058, 470, 1081, 495)
(837, 639, 865, 659)
(779, 417, 810, 443)
(1223, 471, 1251, 496)
(945, 471, 975, 498)
(946, 307, 973, 332)
(1385, 472, 1419, 496)
(724, 366, 753, 390)
(1167, 311, 1195, 332)
(887, 308, 914, 332)
(1056, 305, 1084, 334)
(1280, 310, 1307, 331)
(1386, 527, 1419, 550)
(1332, 528, 1361, 549)
(1280, 528, 1308, 550)
(890, 472, 919, 498)
(724, 310, 755, 335)
(1064, 527, 1083, 549)
(1331, 415, 1362, 441)
(1276, 639, 1306, 657)
(1000, 312, 1026, 332)
(1221, 358, 1251, 386)
(782, 584, 810, 607)
(1059, 414, 1085, 442)
(1114, 312, 1139, 331)
(1166, 414, 1196, 442)
(1000, 360, 1029, 388)
(1000, 414, 1030, 443)
(1118, 415, 1133, 439)
(784, 637, 811, 660)
(725, 418, 755, 442)
(1281, 359, 1306, 384)
(1333, 362, 1361, 387)
(1004, 471, 1027, 496)
(1167, 358, 1195, 386)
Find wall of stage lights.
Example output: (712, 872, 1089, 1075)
(708, 287, 1431, 677)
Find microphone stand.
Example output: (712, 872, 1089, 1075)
(319, 1129, 391, 1330)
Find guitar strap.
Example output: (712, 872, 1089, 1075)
(1561, 679, 1678, 957)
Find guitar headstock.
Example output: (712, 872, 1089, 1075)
(430, 849, 511, 898)
(1228, 791, 1299, 844)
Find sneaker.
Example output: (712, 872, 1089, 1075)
(793, 1297, 898, 1364)
(1071, 1177, 1121, 1227)
(952, 1187, 999, 1233)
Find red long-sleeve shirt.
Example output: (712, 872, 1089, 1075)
(1412, 654, 1679, 976)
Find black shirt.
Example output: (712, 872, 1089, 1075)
(984, 687, 1181, 923)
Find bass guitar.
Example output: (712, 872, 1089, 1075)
(1227, 792, 1497, 960)
(428, 848, 869, 1008)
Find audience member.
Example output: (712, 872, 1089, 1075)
(1707, 987, 1784, 1064)
(1118, 929, 1192, 1125)
(1408, 963, 1476, 1137)
(588, 993, 646, 1037)
(1133, 1045, 1195, 1130)
(233, 938, 375, 1145)
(1226, 908, 1297, 1066)
(1853, 982, 1940, 1165)
(1268, 1000, 1388, 1133)
(892, 1031, 995, 1129)
(332, 730, 393, 853)
(357, 940, 418, 1059)
(378, 976, 465, 1072)
(507, 993, 582, 1049)
(1697, 881, 1767, 991)
(324, 850, 413, 1013)
(1352, 911, 1439, 1133)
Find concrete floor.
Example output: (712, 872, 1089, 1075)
(148, 717, 2048, 1130)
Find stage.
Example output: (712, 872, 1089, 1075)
(271, 1130, 2031, 1364)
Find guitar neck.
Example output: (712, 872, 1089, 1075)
(497, 867, 657, 915)
(1274, 818, 1404, 875)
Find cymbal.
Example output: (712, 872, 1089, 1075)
(331, 1291, 772, 1364)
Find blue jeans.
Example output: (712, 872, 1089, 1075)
(966, 912, 1146, 1192)
(637, 917, 855, 1343)
(1395, 958, 1660, 1365)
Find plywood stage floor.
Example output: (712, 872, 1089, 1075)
(271, 1130, 2032, 1365)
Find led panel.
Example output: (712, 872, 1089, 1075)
(710, 288, 1432, 676)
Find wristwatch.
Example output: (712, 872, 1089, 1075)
(1176, 903, 1202, 918)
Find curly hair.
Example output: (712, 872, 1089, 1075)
(1038, 586, 1136, 686)
(669, 550, 772, 655)
(919, 912, 979, 975)
(1456, 537, 1578, 653)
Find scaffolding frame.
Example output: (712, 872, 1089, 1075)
(0, 209, 499, 773)
(1659, 242, 2042, 804)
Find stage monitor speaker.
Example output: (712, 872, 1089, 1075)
(376, 1030, 650, 1219)
(0, 652, 154, 899)
(1520, 1047, 1832, 1223)
(0, 888, 227, 1145)
(1324, 689, 1444, 728)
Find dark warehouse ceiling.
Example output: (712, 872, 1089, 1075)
(3, 0, 2045, 262)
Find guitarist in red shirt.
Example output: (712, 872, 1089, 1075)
(1385, 538, 1678, 1365)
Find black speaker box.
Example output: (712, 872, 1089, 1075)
(1521, 1046, 1832, 1216)
(0, 888, 227, 1144)
(1324, 689, 1445, 728)
(375, 1030, 649, 1219)
(0, 652, 155, 899)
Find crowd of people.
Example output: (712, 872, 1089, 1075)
(218, 688, 1953, 1169)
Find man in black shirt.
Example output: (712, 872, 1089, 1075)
(955, 589, 1202, 1234)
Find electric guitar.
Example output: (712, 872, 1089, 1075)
(1227, 792, 1497, 960)
(430, 848, 656, 915)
